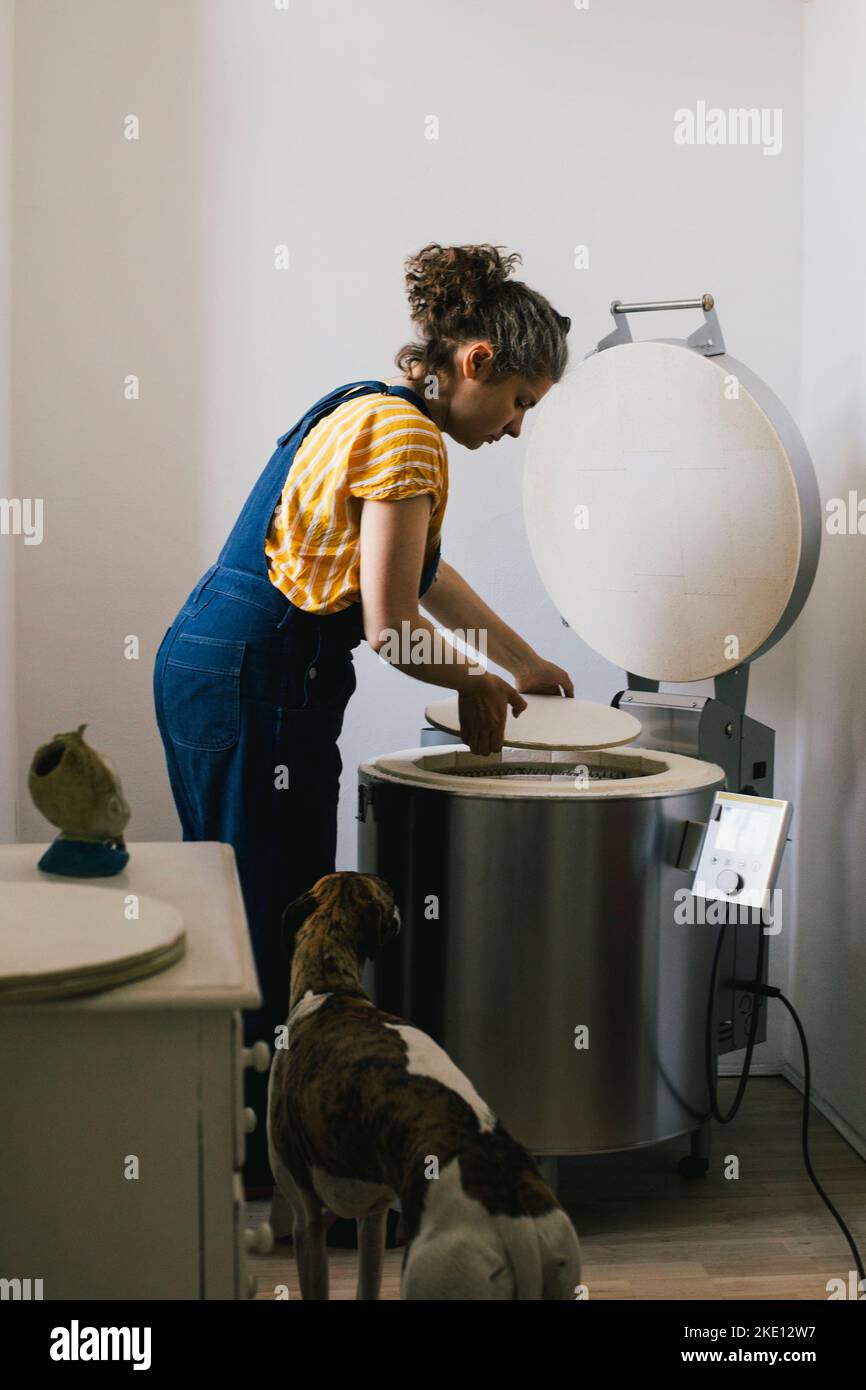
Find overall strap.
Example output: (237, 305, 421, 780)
(382, 383, 435, 420)
(276, 380, 433, 447)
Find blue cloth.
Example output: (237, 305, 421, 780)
(152, 380, 440, 1183)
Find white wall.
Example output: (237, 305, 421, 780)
(8, 1, 823, 1089)
(0, 0, 15, 844)
(792, 0, 866, 1151)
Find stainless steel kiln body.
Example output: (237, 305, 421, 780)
(357, 772, 726, 1155)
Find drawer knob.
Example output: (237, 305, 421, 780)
(242, 1041, 271, 1073)
(242, 1107, 257, 1134)
(245, 1222, 274, 1255)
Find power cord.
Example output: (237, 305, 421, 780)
(704, 910, 767, 1126)
(704, 915, 864, 1284)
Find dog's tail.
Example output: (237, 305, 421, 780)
(490, 1212, 544, 1300)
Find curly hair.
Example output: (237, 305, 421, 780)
(395, 243, 570, 385)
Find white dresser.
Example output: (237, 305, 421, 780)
(0, 842, 270, 1299)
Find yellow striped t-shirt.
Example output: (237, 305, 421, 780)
(265, 391, 448, 614)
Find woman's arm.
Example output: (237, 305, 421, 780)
(421, 558, 574, 694)
(358, 495, 528, 755)
(359, 496, 488, 693)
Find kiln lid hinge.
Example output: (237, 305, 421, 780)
(588, 293, 727, 358)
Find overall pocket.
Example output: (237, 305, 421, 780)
(162, 632, 247, 751)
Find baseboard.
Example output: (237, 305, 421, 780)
(717, 1061, 782, 1076)
(717, 1060, 866, 1162)
(779, 1060, 866, 1162)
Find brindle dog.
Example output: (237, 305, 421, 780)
(267, 871, 582, 1300)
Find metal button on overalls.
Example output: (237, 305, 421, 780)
(152, 379, 441, 1186)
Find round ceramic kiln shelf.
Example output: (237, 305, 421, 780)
(424, 693, 642, 752)
(0, 882, 185, 1002)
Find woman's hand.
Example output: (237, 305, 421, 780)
(511, 655, 575, 697)
(458, 672, 527, 757)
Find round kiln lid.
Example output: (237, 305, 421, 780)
(424, 693, 641, 751)
(524, 340, 821, 683)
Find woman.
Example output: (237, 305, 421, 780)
(152, 242, 573, 1202)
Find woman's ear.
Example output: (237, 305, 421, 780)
(281, 890, 318, 961)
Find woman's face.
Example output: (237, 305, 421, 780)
(443, 344, 554, 450)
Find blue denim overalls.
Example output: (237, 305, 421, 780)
(152, 380, 440, 1185)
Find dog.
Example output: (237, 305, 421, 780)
(266, 870, 582, 1300)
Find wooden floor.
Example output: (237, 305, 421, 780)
(247, 1077, 866, 1301)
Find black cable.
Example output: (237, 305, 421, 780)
(702, 910, 864, 1282)
(744, 985, 865, 1285)
(704, 915, 766, 1124)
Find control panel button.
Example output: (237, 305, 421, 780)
(716, 868, 743, 894)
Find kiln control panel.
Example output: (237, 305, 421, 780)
(691, 791, 793, 905)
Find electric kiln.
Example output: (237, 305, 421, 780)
(357, 296, 821, 1172)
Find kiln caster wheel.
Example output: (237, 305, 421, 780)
(678, 1154, 709, 1179)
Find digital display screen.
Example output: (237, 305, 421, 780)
(715, 804, 773, 858)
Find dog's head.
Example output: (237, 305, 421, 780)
(282, 871, 401, 966)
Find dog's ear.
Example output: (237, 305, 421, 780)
(281, 889, 318, 961)
(360, 883, 401, 962)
